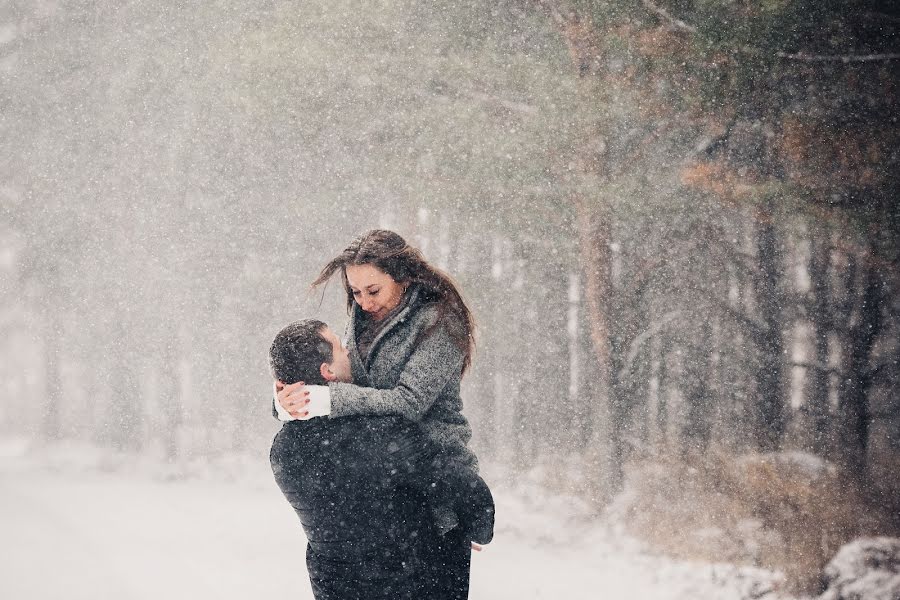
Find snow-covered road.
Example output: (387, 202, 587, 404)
(0, 464, 782, 600)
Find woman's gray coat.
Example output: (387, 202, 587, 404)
(328, 285, 478, 470)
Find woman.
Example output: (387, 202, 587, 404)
(276, 229, 483, 598)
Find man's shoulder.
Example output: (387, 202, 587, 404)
(337, 415, 417, 442)
(274, 415, 414, 446)
(271, 416, 425, 478)
(271, 420, 328, 453)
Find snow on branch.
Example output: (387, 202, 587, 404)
(791, 361, 841, 376)
(864, 361, 899, 386)
(641, 0, 697, 33)
(618, 310, 682, 381)
(534, 0, 574, 28)
(711, 299, 768, 348)
(776, 51, 900, 63)
(637, 2, 900, 64)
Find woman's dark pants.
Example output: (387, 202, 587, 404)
(419, 526, 472, 600)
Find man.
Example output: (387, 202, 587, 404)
(268, 319, 494, 600)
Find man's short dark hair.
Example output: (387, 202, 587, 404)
(269, 319, 333, 386)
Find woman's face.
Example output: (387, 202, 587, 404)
(346, 263, 406, 321)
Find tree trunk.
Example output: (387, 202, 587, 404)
(542, 2, 620, 495)
(510, 243, 534, 472)
(575, 195, 618, 491)
(609, 260, 650, 461)
(628, 326, 652, 453)
(103, 321, 142, 453)
(653, 332, 670, 448)
(805, 228, 832, 455)
(839, 245, 884, 476)
(752, 200, 787, 451)
(40, 312, 64, 442)
(566, 270, 585, 445)
(682, 319, 714, 455)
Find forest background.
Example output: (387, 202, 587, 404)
(2, 0, 898, 594)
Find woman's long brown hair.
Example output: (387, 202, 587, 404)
(311, 229, 476, 375)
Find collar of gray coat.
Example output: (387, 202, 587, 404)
(348, 283, 423, 370)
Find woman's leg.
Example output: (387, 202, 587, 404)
(421, 526, 472, 600)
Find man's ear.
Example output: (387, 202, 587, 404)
(320, 362, 337, 382)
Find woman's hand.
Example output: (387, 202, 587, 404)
(276, 380, 311, 419)
(471, 542, 484, 552)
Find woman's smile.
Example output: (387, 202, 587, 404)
(346, 263, 406, 321)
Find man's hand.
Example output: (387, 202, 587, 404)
(276, 380, 310, 419)
(471, 542, 484, 552)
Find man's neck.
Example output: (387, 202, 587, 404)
(283, 375, 328, 386)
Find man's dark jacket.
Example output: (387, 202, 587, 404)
(270, 415, 494, 600)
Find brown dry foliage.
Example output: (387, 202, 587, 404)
(560, 18, 604, 76)
(633, 28, 688, 59)
(680, 160, 756, 202)
(780, 117, 894, 189)
(617, 450, 899, 595)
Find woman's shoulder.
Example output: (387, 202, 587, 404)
(407, 289, 452, 324)
(407, 299, 467, 342)
(408, 297, 439, 322)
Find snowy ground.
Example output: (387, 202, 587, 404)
(0, 439, 789, 600)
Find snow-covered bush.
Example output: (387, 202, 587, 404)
(819, 538, 900, 600)
(609, 450, 892, 595)
(607, 453, 783, 565)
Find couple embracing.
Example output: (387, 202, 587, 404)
(268, 230, 495, 599)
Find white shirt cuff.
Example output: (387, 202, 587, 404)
(274, 383, 331, 421)
(300, 385, 331, 420)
